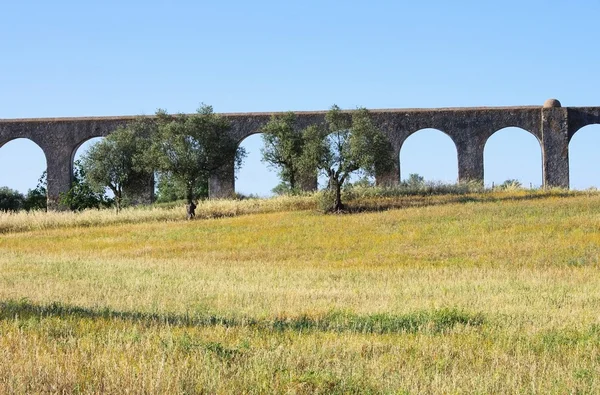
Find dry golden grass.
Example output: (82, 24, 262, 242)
(1, 191, 600, 393)
(0, 194, 317, 234)
(0, 188, 587, 234)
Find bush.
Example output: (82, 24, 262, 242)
(0, 187, 25, 212)
(23, 188, 47, 211)
(497, 179, 523, 191)
(60, 161, 113, 211)
(22, 171, 47, 212)
(155, 173, 208, 203)
(402, 173, 425, 189)
(317, 189, 337, 213)
(343, 180, 484, 200)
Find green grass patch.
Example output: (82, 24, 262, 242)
(0, 299, 483, 335)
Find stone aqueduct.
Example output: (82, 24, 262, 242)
(1, 99, 599, 209)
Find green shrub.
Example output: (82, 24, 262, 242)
(0, 187, 24, 212)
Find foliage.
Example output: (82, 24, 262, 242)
(0, 172, 47, 212)
(22, 171, 48, 211)
(301, 105, 394, 211)
(402, 173, 425, 188)
(155, 172, 208, 203)
(79, 125, 152, 212)
(60, 160, 112, 211)
(149, 105, 246, 205)
(271, 181, 295, 196)
(315, 188, 336, 213)
(345, 175, 375, 189)
(0, 186, 24, 212)
(261, 112, 313, 193)
(345, 179, 486, 198)
(497, 179, 523, 190)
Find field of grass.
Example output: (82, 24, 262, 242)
(1, 191, 600, 393)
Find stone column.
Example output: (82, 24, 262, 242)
(45, 147, 73, 210)
(456, 138, 484, 184)
(298, 173, 318, 192)
(209, 162, 235, 199)
(541, 107, 569, 188)
(123, 173, 155, 205)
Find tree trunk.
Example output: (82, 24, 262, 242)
(186, 184, 194, 205)
(333, 180, 344, 212)
(115, 190, 122, 214)
(289, 172, 296, 191)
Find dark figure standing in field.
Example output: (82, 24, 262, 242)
(186, 201, 197, 220)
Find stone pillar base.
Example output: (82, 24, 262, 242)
(209, 164, 235, 199)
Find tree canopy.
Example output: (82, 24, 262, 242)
(260, 112, 308, 194)
(79, 126, 150, 212)
(0, 172, 49, 212)
(60, 160, 112, 211)
(150, 105, 245, 204)
(155, 173, 208, 203)
(0, 187, 25, 212)
(301, 105, 394, 211)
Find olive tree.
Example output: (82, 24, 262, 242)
(301, 105, 393, 212)
(150, 105, 245, 206)
(60, 161, 113, 211)
(260, 112, 307, 193)
(80, 124, 151, 213)
(155, 173, 208, 203)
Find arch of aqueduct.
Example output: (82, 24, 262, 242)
(1, 99, 599, 209)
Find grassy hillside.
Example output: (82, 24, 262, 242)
(1, 192, 600, 393)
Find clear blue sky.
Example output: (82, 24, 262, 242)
(2, 0, 600, 195)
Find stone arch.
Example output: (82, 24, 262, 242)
(399, 128, 458, 183)
(569, 122, 600, 143)
(567, 108, 600, 142)
(568, 124, 600, 189)
(70, 136, 115, 198)
(485, 124, 541, 143)
(72, 136, 105, 168)
(235, 132, 280, 197)
(70, 135, 156, 204)
(0, 138, 48, 194)
(483, 127, 543, 188)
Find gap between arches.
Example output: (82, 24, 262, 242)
(569, 124, 600, 190)
(483, 127, 542, 188)
(235, 133, 280, 197)
(0, 138, 47, 194)
(399, 129, 458, 184)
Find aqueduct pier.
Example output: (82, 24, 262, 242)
(1, 99, 599, 209)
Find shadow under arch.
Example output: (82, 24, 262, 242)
(399, 128, 458, 183)
(483, 127, 542, 188)
(0, 138, 47, 193)
(235, 132, 280, 197)
(569, 124, 600, 190)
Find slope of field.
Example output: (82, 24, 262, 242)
(1, 194, 600, 393)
